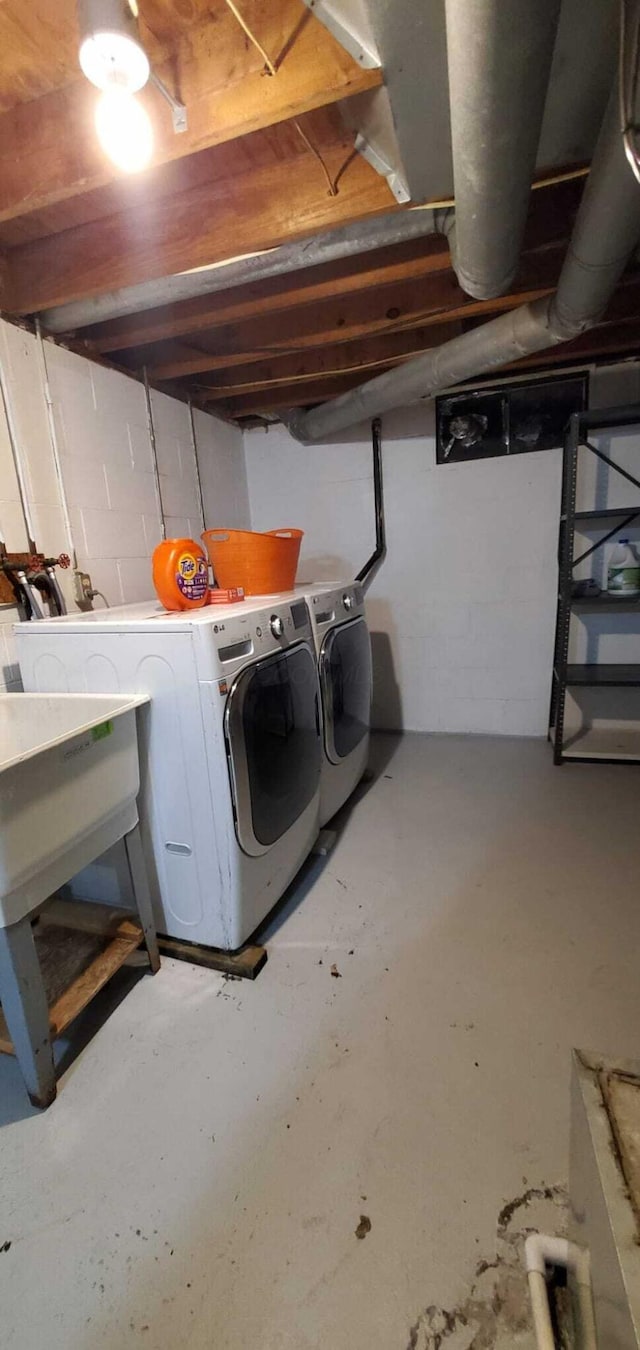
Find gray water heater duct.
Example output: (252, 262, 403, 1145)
(288, 74, 640, 444)
(443, 0, 562, 300)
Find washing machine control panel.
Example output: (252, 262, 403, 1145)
(200, 599, 314, 680)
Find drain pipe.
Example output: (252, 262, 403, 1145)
(444, 0, 562, 299)
(288, 67, 640, 444)
(525, 1234, 597, 1350)
(356, 418, 386, 593)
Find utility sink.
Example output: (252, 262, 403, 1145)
(0, 693, 148, 927)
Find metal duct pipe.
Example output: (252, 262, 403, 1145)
(39, 209, 445, 335)
(288, 78, 640, 444)
(444, 0, 562, 300)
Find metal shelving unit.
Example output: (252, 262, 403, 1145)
(549, 405, 640, 764)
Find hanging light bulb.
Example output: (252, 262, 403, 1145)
(95, 88, 153, 173)
(78, 0, 150, 92)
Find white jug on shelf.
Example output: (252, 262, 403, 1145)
(607, 539, 640, 596)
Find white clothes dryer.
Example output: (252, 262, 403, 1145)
(303, 582, 372, 826)
(15, 596, 321, 950)
(265, 582, 373, 826)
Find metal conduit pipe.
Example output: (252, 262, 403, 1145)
(355, 418, 386, 593)
(444, 0, 562, 300)
(288, 73, 640, 445)
(39, 210, 445, 335)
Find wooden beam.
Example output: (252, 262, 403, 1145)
(82, 237, 453, 354)
(195, 320, 465, 399)
(4, 135, 397, 314)
(71, 176, 584, 353)
(138, 252, 565, 381)
(209, 295, 640, 414)
(0, 0, 381, 227)
(218, 370, 393, 416)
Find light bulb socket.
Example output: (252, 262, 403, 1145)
(78, 0, 149, 92)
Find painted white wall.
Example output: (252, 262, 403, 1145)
(244, 362, 640, 736)
(0, 319, 248, 692)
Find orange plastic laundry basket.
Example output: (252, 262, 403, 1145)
(202, 528, 303, 595)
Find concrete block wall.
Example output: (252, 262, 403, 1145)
(244, 361, 640, 736)
(0, 318, 248, 692)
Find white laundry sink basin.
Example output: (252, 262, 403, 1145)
(0, 693, 148, 927)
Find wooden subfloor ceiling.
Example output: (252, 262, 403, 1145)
(0, 0, 638, 424)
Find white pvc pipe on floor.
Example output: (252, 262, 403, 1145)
(525, 1233, 598, 1350)
(526, 1235, 570, 1350)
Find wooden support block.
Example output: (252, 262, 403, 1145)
(157, 934, 267, 980)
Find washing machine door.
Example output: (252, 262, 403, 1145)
(225, 642, 321, 856)
(320, 616, 372, 766)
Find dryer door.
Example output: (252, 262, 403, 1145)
(320, 616, 372, 766)
(225, 642, 321, 856)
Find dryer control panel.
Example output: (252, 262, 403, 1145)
(309, 584, 365, 639)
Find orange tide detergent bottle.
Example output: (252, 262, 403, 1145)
(152, 538, 209, 611)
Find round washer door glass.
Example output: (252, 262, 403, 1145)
(321, 616, 372, 765)
(225, 643, 321, 853)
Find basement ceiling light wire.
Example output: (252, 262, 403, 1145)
(222, 0, 277, 75)
(293, 120, 338, 196)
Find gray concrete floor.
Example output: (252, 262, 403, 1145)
(1, 733, 640, 1349)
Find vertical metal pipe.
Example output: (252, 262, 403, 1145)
(356, 418, 386, 592)
(0, 358, 37, 552)
(143, 366, 166, 541)
(35, 318, 77, 567)
(188, 400, 207, 533)
(444, 0, 562, 298)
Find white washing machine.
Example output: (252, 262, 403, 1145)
(15, 596, 322, 951)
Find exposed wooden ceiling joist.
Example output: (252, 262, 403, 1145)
(3, 114, 396, 314)
(193, 318, 465, 400)
(70, 176, 584, 356)
(208, 286, 640, 418)
(79, 236, 454, 354)
(128, 244, 567, 381)
(216, 322, 640, 419)
(0, 1, 638, 424)
(0, 0, 381, 228)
